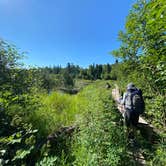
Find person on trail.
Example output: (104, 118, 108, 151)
(120, 83, 145, 128)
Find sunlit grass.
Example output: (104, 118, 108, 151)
(30, 92, 77, 135)
(30, 80, 112, 136)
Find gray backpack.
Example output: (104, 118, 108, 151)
(125, 89, 145, 114)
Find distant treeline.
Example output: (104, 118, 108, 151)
(35, 62, 118, 92)
(39, 62, 115, 80)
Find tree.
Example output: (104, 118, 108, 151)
(111, 0, 166, 94)
(62, 70, 74, 88)
(0, 40, 23, 90)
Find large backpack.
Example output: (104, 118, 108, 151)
(125, 89, 145, 114)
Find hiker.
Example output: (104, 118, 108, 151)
(119, 83, 145, 129)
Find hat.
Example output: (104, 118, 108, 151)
(127, 82, 136, 90)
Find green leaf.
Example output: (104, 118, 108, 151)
(12, 146, 34, 161)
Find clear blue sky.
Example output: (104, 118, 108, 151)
(0, 0, 135, 67)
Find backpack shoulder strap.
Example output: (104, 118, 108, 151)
(130, 90, 139, 109)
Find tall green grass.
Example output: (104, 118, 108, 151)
(30, 92, 77, 136)
(71, 81, 134, 166)
(30, 80, 109, 136)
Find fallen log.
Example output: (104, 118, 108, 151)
(47, 125, 77, 142)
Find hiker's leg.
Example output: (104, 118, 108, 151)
(130, 112, 139, 139)
(124, 109, 131, 127)
(124, 109, 132, 139)
(132, 112, 139, 127)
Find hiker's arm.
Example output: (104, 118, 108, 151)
(117, 97, 122, 104)
(119, 93, 126, 105)
(117, 93, 126, 115)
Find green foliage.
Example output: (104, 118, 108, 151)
(0, 124, 38, 165)
(36, 156, 58, 166)
(111, 0, 166, 127)
(38, 63, 112, 91)
(112, 0, 166, 94)
(30, 92, 77, 136)
(0, 39, 41, 165)
(72, 81, 133, 165)
(62, 70, 75, 89)
(145, 94, 166, 129)
(151, 144, 166, 166)
(111, 1, 166, 165)
(1, 0, 166, 163)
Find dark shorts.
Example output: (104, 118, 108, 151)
(124, 109, 139, 127)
